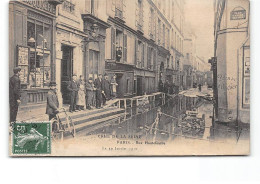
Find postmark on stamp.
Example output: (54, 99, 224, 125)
(11, 122, 51, 155)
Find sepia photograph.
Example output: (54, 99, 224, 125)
(8, 0, 250, 156)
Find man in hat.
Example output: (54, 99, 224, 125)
(102, 73, 111, 105)
(67, 74, 79, 112)
(46, 81, 59, 120)
(9, 67, 21, 122)
(94, 74, 103, 109)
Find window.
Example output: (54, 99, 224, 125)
(27, 19, 52, 88)
(167, 58, 170, 68)
(115, 0, 123, 19)
(115, 29, 123, 62)
(162, 24, 165, 47)
(158, 19, 161, 44)
(147, 47, 153, 70)
(137, 41, 144, 68)
(149, 8, 155, 40)
(171, 1, 174, 24)
(167, 28, 170, 49)
(137, 0, 143, 31)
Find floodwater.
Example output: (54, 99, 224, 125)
(80, 89, 249, 144)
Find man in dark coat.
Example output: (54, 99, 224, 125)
(46, 82, 59, 120)
(9, 67, 21, 122)
(164, 79, 170, 94)
(67, 74, 79, 112)
(94, 74, 103, 109)
(158, 79, 164, 92)
(102, 74, 111, 105)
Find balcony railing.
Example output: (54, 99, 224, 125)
(63, 0, 75, 14)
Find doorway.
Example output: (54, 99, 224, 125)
(137, 76, 143, 96)
(61, 45, 73, 104)
(115, 73, 123, 98)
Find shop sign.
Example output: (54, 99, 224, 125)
(17, 46, 29, 66)
(22, 0, 56, 15)
(231, 7, 246, 20)
(17, 45, 30, 84)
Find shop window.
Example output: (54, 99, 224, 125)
(27, 19, 52, 88)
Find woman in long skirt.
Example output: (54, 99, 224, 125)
(85, 77, 95, 110)
(76, 75, 86, 110)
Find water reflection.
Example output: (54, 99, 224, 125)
(81, 94, 249, 143)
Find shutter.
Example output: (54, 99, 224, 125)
(123, 34, 127, 63)
(148, 9, 151, 36)
(153, 50, 156, 70)
(135, 39, 138, 67)
(147, 47, 150, 69)
(111, 27, 115, 60)
(142, 43, 144, 68)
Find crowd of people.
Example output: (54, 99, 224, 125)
(66, 73, 118, 113)
(46, 73, 119, 120)
(9, 68, 120, 122)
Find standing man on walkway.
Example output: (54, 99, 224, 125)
(67, 74, 79, 112)
(102, 73, 111, 105)
(94, 74, 103, 109)
(46, 81, 59, 120)
(9, 67, 21, 122)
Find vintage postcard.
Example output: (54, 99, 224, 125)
(9, 0, 250, 156)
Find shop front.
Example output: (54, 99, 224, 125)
(134, 69, 156, 96)
(9, 0, 63, 107)
(105, 60, 135, 98)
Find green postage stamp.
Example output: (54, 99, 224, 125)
(11, 122, 51, 155)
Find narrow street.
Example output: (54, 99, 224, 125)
(70, 85, 248, 144)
